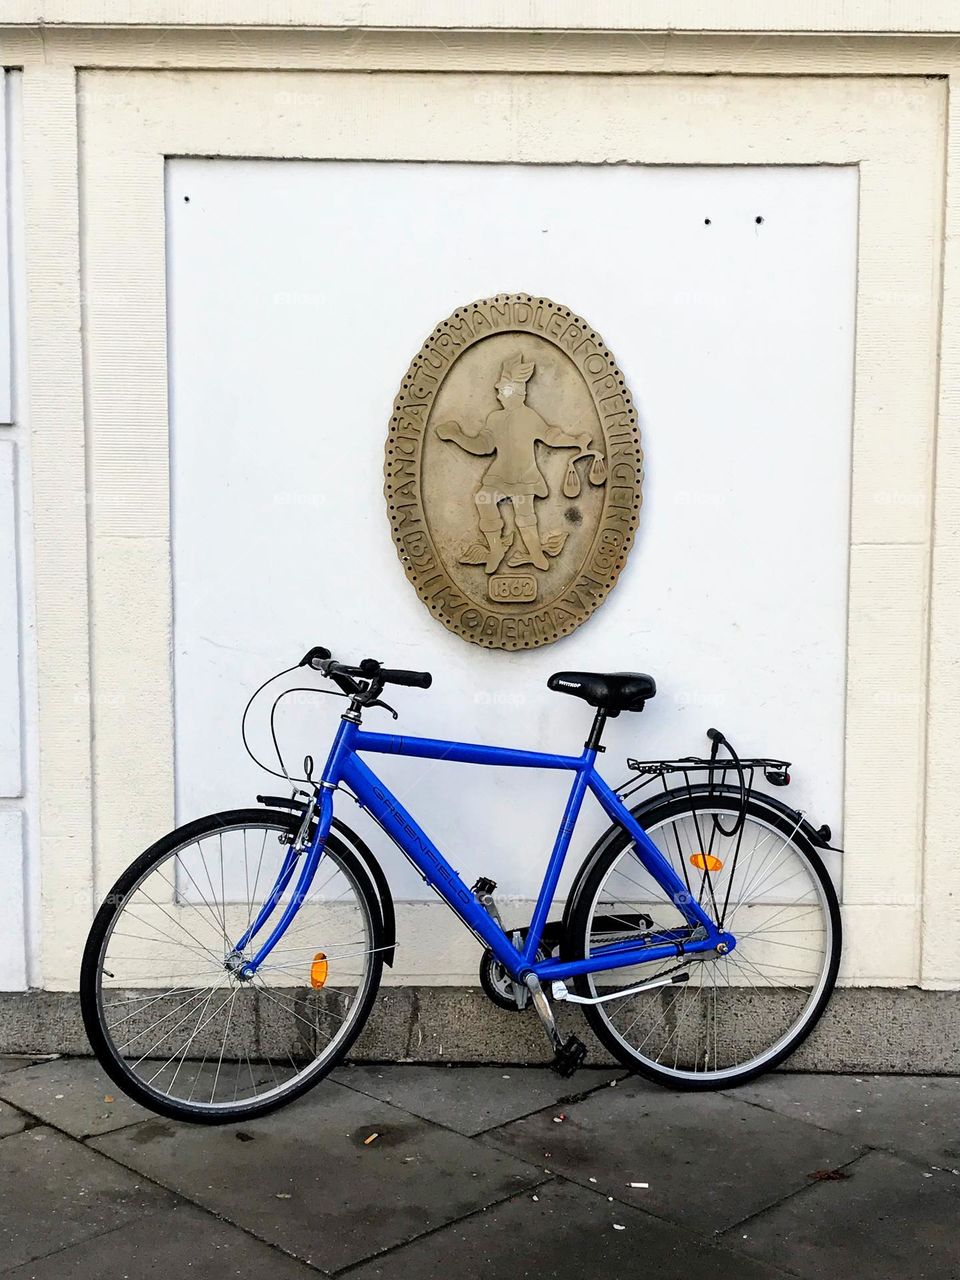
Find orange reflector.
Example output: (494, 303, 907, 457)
(310, 952, 328, 989)
(690, 853, 724, 872)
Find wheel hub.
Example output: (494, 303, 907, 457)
(224, 951, 253, 981)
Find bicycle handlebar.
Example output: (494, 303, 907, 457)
(378, 667, 433, 689)
(298, 647, 432, 690)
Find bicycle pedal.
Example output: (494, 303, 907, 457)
(551, 1035, 587, 1078)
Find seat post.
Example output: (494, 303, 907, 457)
(585, 706, 608, 752)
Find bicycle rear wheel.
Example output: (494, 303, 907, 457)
(80, 808, 383, 1123)
(565, 792, 840, 1088)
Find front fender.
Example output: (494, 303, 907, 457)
(331, 818, 397, 968)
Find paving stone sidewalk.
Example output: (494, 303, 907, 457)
(0, 1056, 957, 1278)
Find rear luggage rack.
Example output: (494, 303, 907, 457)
(620, 727, 792, 839)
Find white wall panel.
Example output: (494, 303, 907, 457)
(0, 440, 22, 797)
(0, 72, 11, 425)
(167, 159, 856, 903)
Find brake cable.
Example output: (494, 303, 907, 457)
(240, 663, 347, 786)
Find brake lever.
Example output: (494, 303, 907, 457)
(367, 697, 398, 720)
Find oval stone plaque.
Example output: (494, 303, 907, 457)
(384, 294, 643, 650)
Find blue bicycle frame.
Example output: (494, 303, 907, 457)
(236, 717, 736, 982)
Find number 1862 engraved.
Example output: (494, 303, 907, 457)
(489, 574, 537, 603)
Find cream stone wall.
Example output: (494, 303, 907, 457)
(1, 8, 958, 1001)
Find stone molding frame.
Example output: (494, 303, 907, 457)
(6, 40, 950, 992)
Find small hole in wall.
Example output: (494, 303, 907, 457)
(755, 215, 764, 224)
(704, 217, 711, 225)
(183, 195, 190, 203)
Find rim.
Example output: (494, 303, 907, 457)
(584, 805, 835, 1081)
(92, 820, 378, 1112)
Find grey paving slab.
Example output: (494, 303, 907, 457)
(483, 1076, 863, 1234)
(0, 1099, 29, 1139)
(728, 1072, 960, 1173)
(333, 1064, 623, 1135)
(90, 1080, 544, 1272)
(726, 1149, 960, 1279)
(0, 1056, 44, 1076)
(0, 1057, 150, 1138)
(0, 1126, 175, 1272)
(2, 1202, 322, 1279)
(347, 1178, 790, 1280)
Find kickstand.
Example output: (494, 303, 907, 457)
(524, 974, 587, 1078)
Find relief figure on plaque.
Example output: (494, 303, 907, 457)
(435, 352, 607, 574)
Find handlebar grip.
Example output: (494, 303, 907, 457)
(706, 727, 723, 742)
(381, 668, 432, 689)
(300, 645, 332, 669)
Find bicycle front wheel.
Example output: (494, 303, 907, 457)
(80, 808, 383, 1123)
(566, 793, 841, 1088)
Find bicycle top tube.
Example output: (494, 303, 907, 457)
(349, 727, 589, 771)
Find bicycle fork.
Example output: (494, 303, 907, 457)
(229, 788, 334, 979)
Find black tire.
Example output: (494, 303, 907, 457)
(564, 791, 841, 1089)
(80, 808, 384, 1124)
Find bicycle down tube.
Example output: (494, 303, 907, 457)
(237, 716, 735, 981)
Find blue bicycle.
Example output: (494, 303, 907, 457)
(81, 646, 841, 1123)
